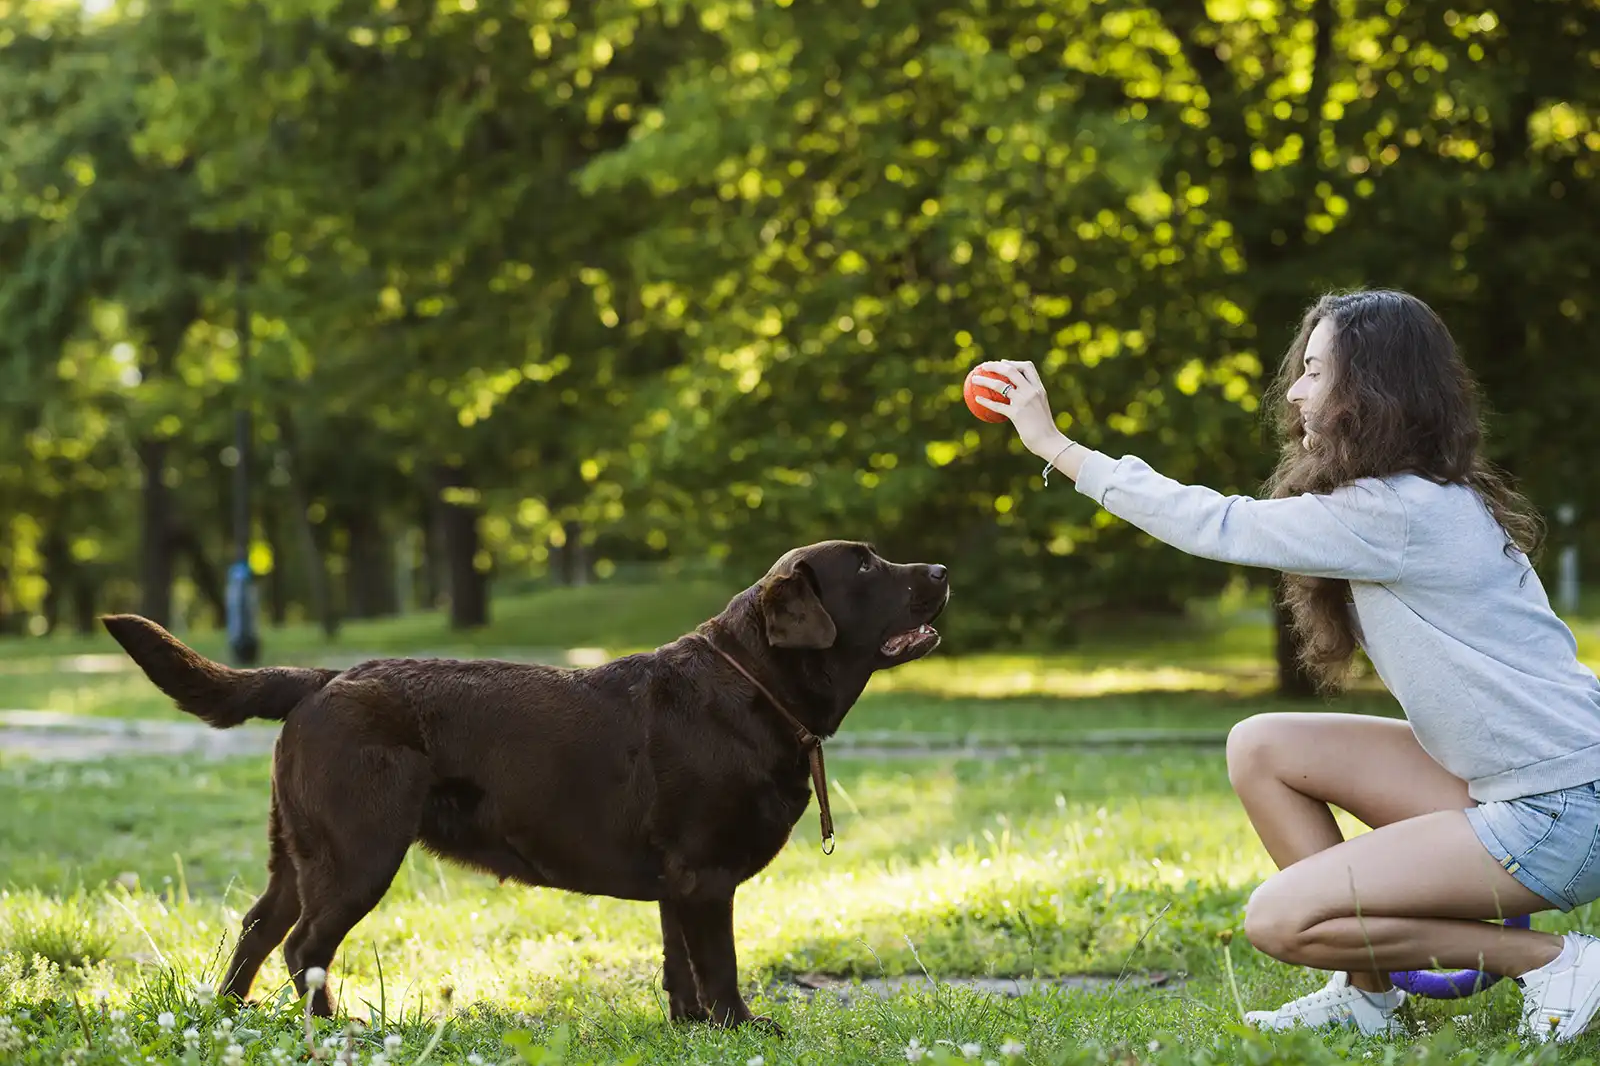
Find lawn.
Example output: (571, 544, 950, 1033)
(1, 580, 1598, 1065)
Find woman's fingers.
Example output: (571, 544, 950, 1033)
(971, 394, 1014, 417)
(969, 373, 1022, 395)
(992, 359, 1042, 387)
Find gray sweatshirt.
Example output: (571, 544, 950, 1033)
(1076, 451, 1600, 803)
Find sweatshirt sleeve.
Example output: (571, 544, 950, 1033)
(1074, 451, 1409, 582)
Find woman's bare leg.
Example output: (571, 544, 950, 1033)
(1226, 711, 1510, 991)
(1243, 809, 1560, 977)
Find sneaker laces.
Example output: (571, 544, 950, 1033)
(1277, 984, 1351, 1015)
(1268, 977, 1388, 1019)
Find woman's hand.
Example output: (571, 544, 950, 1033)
(969, 360, 1073, 463)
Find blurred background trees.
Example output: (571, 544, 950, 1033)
(1, 0, 1594, 692)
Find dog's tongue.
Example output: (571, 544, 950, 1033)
(880, 623, 936, 656)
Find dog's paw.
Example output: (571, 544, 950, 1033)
(669, 1006, 712, 1025)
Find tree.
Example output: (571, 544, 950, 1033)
(0, 0, 240, 627)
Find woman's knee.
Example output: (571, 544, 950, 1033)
(1243, 879, 1314, 963)
(1226, 713, 1296, 793)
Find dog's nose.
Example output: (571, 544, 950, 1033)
(928, 564, 948, 583)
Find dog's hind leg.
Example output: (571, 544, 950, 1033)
(659, 900, 710, 1023)
(221, 794, 301, 1003)
(279, 745, 426, 1017)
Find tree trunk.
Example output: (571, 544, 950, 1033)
(0, 560, 16, 633)
(71, 576, 96, 636)
(41, 526, 69, 636)
(420, 496, 443, 609)
(1272, 582, 1319, 699)
(433, 463, 489, 629)
(171, 525, 227, 626)
(138, 437, 174, 626)
(0, 561, 22, 636)
(343, 510, 397, 619)
(264, 508, 289, 627)
(275, 407, 339, 638)
(558, 519, 589, 586)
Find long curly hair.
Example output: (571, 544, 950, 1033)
(1261, 289, 1545, 690)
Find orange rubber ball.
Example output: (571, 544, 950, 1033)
(963, 363, 1015, 423)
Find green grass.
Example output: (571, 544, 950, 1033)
(1, 583, 1598, 1064)
(0, 743, 1591, 1065)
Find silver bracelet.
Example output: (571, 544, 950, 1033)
(1041, 441, 1080, 486)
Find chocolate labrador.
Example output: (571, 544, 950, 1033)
(102, 540, 948, 1028)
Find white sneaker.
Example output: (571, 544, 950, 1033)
(1518, 933, 1600, 1043)
(1244, 971, 1406, 1036)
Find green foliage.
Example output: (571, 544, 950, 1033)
(0, 0, 1595, 648)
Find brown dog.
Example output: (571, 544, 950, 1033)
(102, 540, 948, 1027)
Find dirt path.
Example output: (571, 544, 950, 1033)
(0, 708, 1227, 765)
(770, 970, 1180, 1002)
(0, 709, 281, 762)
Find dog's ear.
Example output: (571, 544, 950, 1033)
(759, 561, 837, 649)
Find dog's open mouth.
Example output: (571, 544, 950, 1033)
(879, 623, 939, 658)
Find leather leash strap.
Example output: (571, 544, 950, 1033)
(690, 632, 835, 855)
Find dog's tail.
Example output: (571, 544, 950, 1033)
(101, 614, 339, 729)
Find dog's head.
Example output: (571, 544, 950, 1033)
(755, 540, 948, 669)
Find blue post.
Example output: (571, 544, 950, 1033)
(226, 560, 259, 666)
(228, 226, 261, 666)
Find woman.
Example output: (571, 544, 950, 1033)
(969, 289, 1600, 1043)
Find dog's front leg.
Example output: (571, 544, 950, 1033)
(658, 900, 711, 1023)
(676, 893, 781, 1034)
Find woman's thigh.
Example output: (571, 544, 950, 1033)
(1227, 711, 1472, 829)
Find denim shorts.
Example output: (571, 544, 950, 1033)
(1467, 781, 1600, 913)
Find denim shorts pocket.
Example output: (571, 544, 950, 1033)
(1506, 790, 1568, 857)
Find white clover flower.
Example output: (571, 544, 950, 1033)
(748, 1057, 765, 1066)
(467, 1055, 485, 1066)
(906, 1037, 927, 1063)
(304, 967, 328, 991)
(192, 984, 215, 1007)
(384, 1034, 403, 1054)
(222, 1043, 245, 1066)
(1000, 1040, 1026, 1058)
(961, 1043, 983, 1060)
(157, 1012, 177, 1031)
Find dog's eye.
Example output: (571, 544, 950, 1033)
(858, 558, 873, 574)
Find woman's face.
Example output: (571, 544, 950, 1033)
(1287, 317, 1335, 447)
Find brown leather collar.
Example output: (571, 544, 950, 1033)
(689, 631, 835, 855)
